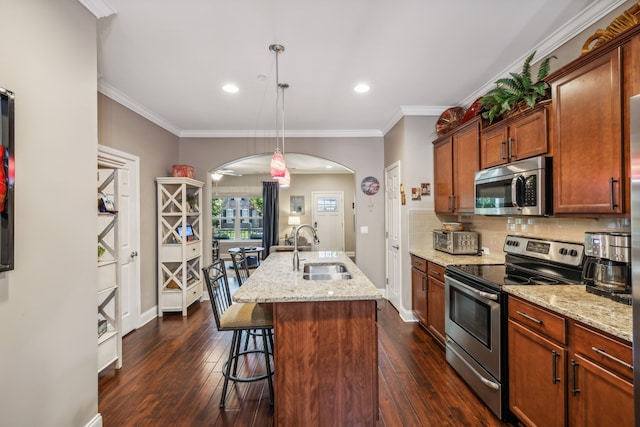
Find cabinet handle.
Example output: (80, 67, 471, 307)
(591, 346, 634, 370)
(500, 141, 507, 160)
(508, 137, 514, 160)
(571, 359, 580, 395)
(552, 350, 560, 384)
(422, 277, 427, 292)
(609, 177, 619, 210)
(516, 310, 543, 324)
(449, 195, 456, 212)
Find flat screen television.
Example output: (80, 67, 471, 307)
(0, 87, 14, 271)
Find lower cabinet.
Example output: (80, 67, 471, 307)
(411, 255, 446, 347)
(411, 256, 427, 326)
(508, 296, 633, 426)
(426, 262, 445, 346)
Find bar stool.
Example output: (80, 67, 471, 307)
(202, 259, 274, 408)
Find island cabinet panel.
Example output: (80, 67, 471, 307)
(272, 300, 378, 427)
(426, 262, 445, 346)
(550, 49, 623, 215)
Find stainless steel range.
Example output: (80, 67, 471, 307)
(444, 235, 584, 421)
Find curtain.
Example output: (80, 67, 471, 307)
(261, 181, 279, 258)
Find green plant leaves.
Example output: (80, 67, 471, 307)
(479, 50, 555, 123)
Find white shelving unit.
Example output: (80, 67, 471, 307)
(97, 165, 122, 373)
(156, 177, 204, 316)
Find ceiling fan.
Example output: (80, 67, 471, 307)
(211, 169, 242, 182)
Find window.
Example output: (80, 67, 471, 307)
(212, 196, 263, 241)
(317, 197, 338, 212)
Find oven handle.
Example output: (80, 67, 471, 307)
(447, 276, 498, 301)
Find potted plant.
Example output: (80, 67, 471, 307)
(480, 51, 556, 123)
(186, 194, 197, 212)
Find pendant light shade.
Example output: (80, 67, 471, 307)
(277, 167, 291, 188)
(270, 149, 286, 178)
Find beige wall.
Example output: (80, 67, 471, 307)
(180, 137, 386, 287)
(0, 1, 100, 425)
(98, 94, 179, 313)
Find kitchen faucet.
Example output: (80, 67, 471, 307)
(293, 223, 320, 271)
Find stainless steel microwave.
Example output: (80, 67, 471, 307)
(474, 156, 552, 216)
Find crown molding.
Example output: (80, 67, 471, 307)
(459, 0, 629, 107)
(78, 0, 116, 18)
(179, 129, 383, 139)
(98, 81, 182, 136)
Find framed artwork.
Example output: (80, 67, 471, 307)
(421, 183, 431, 196)
(0, 87, 15, 272)
(411, 188, 421, 200)
(290, 195, 304, 214)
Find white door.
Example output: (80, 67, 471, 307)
(311, 191, 344, 251)
(99, 145, 141, 336)
(385, 162, 401, 309)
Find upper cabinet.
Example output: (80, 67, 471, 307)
(548, 25, 640, 216)
(433, 117, 480, 214)
(480, 102, 550, 169)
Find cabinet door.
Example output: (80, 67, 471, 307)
(426, 274, 445, 346)
(569, 354, 633, 426)
(510, 107, 548, 161)
(480, 125, 508, 169)
(411, 267, 427, 326)
(453, 121, 480, 213)
(508, 319, 566, 427)
(552, 49, 623, 214)
(433, 137, 453, 213)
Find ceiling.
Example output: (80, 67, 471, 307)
(95, 0, 626, 139)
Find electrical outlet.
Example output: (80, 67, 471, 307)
(481, 247, 490, 255)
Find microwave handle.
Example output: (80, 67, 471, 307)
(511, 175, 525, 209)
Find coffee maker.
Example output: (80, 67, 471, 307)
(583, 231, 632, 305)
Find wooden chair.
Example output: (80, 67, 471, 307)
(202, 259, 274, 408)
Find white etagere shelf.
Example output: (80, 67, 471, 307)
(97, 165, 122, 373)
(156, 177, 204, 316)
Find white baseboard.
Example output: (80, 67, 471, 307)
(139, 305, 158, 328)
(86, 414, 102, 427)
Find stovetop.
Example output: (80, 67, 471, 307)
(445, 235, 586, 293)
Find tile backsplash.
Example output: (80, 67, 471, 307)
(408, 209, 630, 256)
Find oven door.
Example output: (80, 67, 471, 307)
(445, 274, 502, 380)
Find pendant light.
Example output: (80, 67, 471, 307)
(275, 81, 291, 187)
(269, 44, 287, 179)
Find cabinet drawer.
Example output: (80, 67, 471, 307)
(411, 255, 427, 272)
(571, 321, 633, 381)
(98, 332, 118, 372)
(186, 280, 203, 307)
(508, 297, 567, 344)
(427, 262, 445, 280)
(161, 241, 201, 261)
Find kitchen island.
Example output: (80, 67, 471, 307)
(233, 251, 382, 426)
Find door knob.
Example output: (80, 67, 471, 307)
(130, 251, 139, 258)
(392, 245, 399, 250)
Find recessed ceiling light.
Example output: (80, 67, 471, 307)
(354, 83, 370, 93)
(222, 83, 239, 93)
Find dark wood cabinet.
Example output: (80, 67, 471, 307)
(550, 49, 623, 215)
(480, 103, 549, 169)
(508, 297, 567, 427)
(411, 255, 427, 326)
(426, 262, 445, 346)
(568, 321, 633, 426)
(433, 118, 480, 214)
(508, 296, 634, 426)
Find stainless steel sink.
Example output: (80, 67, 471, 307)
(302, 262, 352, 280)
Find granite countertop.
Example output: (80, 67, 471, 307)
(232, 251, 382, 303)
(504, 285, 632, 343)
(412, 248, 631, 343)
(409, 248, 505, 266)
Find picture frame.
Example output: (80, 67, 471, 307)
(290, 195, 304, 214)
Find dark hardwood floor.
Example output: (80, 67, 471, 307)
(99, 297, 514, 426)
